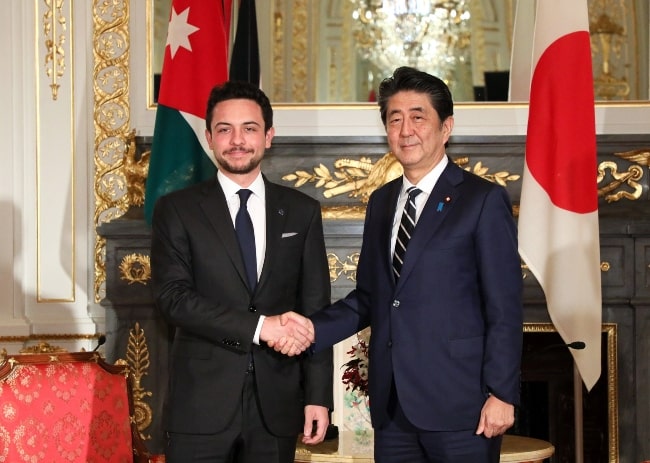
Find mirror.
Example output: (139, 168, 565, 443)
(149, 0, 649, 105)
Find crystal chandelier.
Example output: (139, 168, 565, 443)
(350, 0, 472, 86)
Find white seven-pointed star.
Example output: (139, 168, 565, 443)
(166, 6, 200, 59)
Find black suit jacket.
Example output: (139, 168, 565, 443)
(151, 176, 333, 436)
(312, 160, 523, 431)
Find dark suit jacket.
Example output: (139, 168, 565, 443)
(312, 159, 522, 431)
(151, 176, 333, 437)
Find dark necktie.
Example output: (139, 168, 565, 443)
(235, 189, 257, 291)
(392, 187, 422, 281)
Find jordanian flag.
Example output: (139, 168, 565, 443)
(144, 0, 233, 224)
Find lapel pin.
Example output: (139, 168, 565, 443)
(437, 197, 451, 212)
(278, 209, 285, 216)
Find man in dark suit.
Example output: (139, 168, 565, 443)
(151, 81, 333, 463)
(276, 67, 523, 462)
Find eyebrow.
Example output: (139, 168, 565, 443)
(388, 106, 425, 117)
(407, 106, 426, 113)
(213, 120, 262, 128)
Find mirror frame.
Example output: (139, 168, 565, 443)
(146, 0, 649, 108)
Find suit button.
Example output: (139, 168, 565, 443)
(387, 341, 393, 348)
(392, 300, 400, 308)
(248, 306, 257, 313)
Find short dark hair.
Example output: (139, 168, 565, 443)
(205, 81, 273, 131)
(377, 66, 454, 126)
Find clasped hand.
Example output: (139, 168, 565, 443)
(260, 311, 314, 356)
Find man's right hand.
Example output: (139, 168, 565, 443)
(261, 311, 314, 356)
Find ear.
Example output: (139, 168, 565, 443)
(442, 116, 454, 141)
(265, 127, 276, 149)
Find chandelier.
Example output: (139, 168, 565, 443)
(350, 0, 472, 85)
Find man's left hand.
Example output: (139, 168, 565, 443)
(475, 394, 515, 438)
(302, 405, 329, 445)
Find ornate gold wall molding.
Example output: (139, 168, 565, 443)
(126, 322, 153, 441)
(119, 253, 151, 285)
(290, 0, 308, 101)
(43, 0, 67, 100)
(92, 0, 132, 301)
(597, 148, 649, 202)
(283, 149, 648, 219)
(272, 0, 310, 102)
(322, 205, 366, 220)
(327, 252, 360, 283)
(597, 162, 643, 201)
(589, 0, 635, 100)
(338, 1, 354, 102)
(123, 130, 151, 207)
(283, 154, 521, 206)
(272, 1, 285, 103)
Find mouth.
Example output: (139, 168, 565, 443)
(399, 136, 418, 149)
(400, 143, 418, 149)
(225, 148, 252, 157)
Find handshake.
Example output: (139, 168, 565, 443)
(260, 311, 315, 356)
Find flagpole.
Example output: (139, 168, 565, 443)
(574, 363, 584, 463)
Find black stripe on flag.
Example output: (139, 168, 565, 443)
(229, 0, 260, 86)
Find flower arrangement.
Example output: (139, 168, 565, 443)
(341, 328, 371, 397)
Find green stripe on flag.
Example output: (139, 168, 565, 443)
(144, 105, 216, 224)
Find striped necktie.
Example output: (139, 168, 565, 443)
(392, 187, 422, 281)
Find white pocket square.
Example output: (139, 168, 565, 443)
(282, 232, 298, 238)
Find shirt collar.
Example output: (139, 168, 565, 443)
(401, 155, 448, 195)
(217, 171, 265, 201)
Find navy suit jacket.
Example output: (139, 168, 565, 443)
(151, 176, 333, 436)
(311, 159, 522, 431)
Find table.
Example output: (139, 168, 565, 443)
(499, 435, 555, 462)
(295, 431, 555, 463)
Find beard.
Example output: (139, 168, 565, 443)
(216, 149, 263, 175)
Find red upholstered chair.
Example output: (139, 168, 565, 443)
(0, 351, 154, 462)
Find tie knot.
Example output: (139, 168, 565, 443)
(407, 187, 422, 201)
(237, 189, 253, 206)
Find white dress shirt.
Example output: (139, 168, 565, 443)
(390, 155, 449, 256)
(217, 170, 267, 343)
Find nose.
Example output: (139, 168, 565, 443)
(399, 118, 413, 138)
(230, 127, 245, 145)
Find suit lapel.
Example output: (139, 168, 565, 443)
(396, 162, 464, 289)
(383, 180, 403, 281)
(199, 179, 250, 290)
(257, 178, 287, 292)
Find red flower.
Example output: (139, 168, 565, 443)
(341, 331, 370, 396)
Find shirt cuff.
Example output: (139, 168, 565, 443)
(253, 315, 265, 345)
